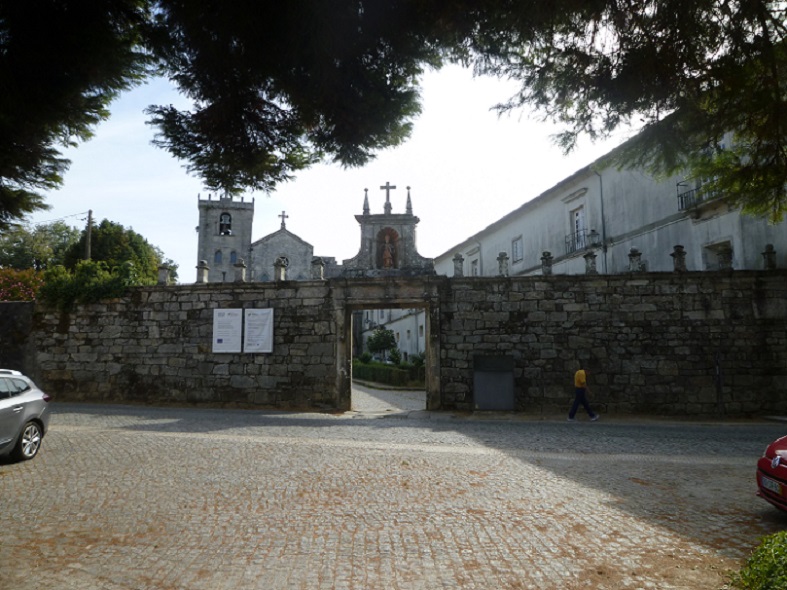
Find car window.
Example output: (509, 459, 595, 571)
(0, 377, 11, 399)
(10, 378, 30, 394)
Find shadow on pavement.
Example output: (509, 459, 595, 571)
(48, 389, 787, 560)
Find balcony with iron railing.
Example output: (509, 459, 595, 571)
(564, 229, 599, 255)
(677, 182, 719, 211)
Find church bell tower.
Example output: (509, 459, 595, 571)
(196, 194, 255, 282)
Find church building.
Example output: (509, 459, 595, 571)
(196, 184, 434, 283)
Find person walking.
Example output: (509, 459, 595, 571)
(568, 365, 600, 422)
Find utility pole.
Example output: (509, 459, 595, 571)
(85, 209, 92, 260)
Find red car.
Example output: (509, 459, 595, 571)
(757, 435, 787, 512)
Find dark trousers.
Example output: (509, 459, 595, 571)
(569, 387, 596, 419)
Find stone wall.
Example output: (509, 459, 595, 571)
(2, 271, 785, 416)
(438, 272, 787, 415)
(25, 282, 340, 408)
(0, 302, 36, 377)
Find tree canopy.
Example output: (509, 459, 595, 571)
(366, 327, 398, 359)
(62, 218, 176, 282)
(1, 1, 785, 225)
(0, 1, 150, 229)
(0, 221, 81, 270)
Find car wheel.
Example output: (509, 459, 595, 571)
(12, 421, 43, 461)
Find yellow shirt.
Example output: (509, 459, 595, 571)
(574, 369, 587, 388)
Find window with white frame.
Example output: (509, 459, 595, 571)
(570, 206, 586, 251)
(512, 236, 523, 263)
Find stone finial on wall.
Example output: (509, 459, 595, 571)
(762, 244, 777, 270)
(157, 266, 171, 286)
(541, 251, 553, 276)
(452, 253, 464, 277)
(233, 259, 247, 283)
(671, 245, 687, 272)
(497, 252, 509, 277)
(274, 256, 289, 282)
(583, 251, 598, 275)
(311, 257, 325, 280)
(628, 248, 643, 272)
(717, 245, 733, 270)
(196, 260, 210, 284)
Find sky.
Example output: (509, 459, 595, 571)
(30, 64, 635, 282)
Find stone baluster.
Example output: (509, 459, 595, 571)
(497, 252, 509, 277)
(196, 260, 210, 284)
(157, 265, 170, 286)
(583, 251, 598, 275)
(311, 257, 325, 280)
(717, 246, 733, 270)
(453, 253, 464, 277)
(541, 251, 553, 276)
(233, 259, 247, 283)
(628, 248, 643, 272)
(762, 244, 777, 270)
(671, 245, 687, 272)
(273, 257, 288, 282)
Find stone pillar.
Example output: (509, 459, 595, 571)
(453, 253, 464, 277)
(540, 251, 553, 276)
(273, 257, 288, 282)
(762, 244, 777, 270)
(157, 265, 170, 286)
(196, 260, 210, 284)
(311, 257, 325, 280)
(671, 245, 687, 272)
(233, 259, 247, 283)
(497, 251, 509, 277)
(628, 248, 643, 272)
(717, 245, 733, 270)
(583, 251, 598, 275)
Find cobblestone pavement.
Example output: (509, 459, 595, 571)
(351, 382, 426, 413)
(2, 387, 786, 590)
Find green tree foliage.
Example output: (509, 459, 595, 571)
(1, 1, 785, 221)
(366, 327, 398, 359)
(0, 221, 81, 270)
(62, 219, 176, 283)
(466, 0, 787, 219)
(144, 1, 450, 194)
(388, 348, 402, 366)
(0, 268, 44, 301)
(39, 259, 147, 309)
(0, 1, 151, 229)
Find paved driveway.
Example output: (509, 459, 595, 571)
(2, 389, 785, 590)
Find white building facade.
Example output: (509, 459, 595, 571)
(434, 154, 786, 277)
(358, 308, 426, 362)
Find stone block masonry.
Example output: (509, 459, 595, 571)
(2, 271, 786, 416)
(27, 282, 339, 409)
(438, 272, 787, 415)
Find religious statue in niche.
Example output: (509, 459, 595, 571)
(383, 236, 395, 268)
(378, 231, 398, 269)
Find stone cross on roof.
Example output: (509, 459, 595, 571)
(279, 210, 288, 229)
(380, 181, 396, 215)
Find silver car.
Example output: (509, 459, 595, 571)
(0, 369, 52, 461)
